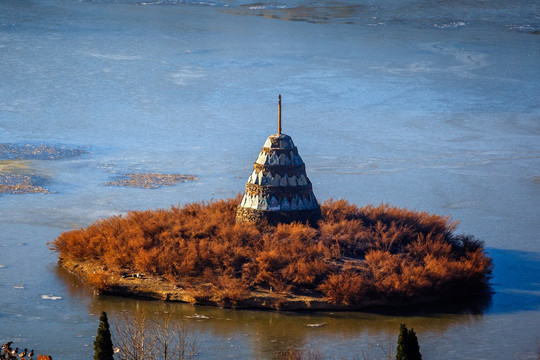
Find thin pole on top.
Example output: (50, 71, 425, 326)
(278, 94, 282, 135)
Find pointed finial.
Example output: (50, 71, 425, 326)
(278, 94, 282, 135)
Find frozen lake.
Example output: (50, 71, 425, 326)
(0, 0, 539, 358)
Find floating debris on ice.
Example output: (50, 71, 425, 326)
(0, 143, 87, 160)
(0, 174, 50, 194)
(184, 314, 210, 320)
(41, 294, 62, 300)
(306, 322, 326, 328)
(0, 143, 86, 160)
(433, 21, 467, 29)
(106, 173, 198, 189)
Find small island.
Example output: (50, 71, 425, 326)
(51, 196, 492, 310)
(50, 96, 492, 310)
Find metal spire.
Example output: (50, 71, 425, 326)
(278, 94, 282, 135)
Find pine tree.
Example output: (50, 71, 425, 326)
(94, 311, 115, 360)
(395, 323, 422, 360)
(406, 327, 421, 360)
(396, 323, 408, 360)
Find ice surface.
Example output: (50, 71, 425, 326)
(0, 0, 538, 359)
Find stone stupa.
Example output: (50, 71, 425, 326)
(236, 95, 321, 225)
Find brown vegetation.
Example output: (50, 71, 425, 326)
(50, 196, 492, 308)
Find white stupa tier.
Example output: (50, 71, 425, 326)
(236, 132, 321, 225)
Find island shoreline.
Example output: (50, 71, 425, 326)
(59, 258, 491, 312)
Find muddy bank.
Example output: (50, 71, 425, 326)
(59, 258, 465, 311)
(60, 258, 351, 310)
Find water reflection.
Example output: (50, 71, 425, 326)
(486, 248, 540, 314)
(55, 263, 494, 359)
(54, 265, 96, 303)
(363, 292, 493, 317)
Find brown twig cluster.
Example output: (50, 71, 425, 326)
(112, 312, 198, 360)
(50, 196, 492, 307)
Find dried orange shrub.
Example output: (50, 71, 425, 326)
(320, 199, 360, 222)
(87, 272, 113, 292)
(318, 218, 370, 256)
(243, 222, 339, 294)
(317, 271, 369, 305)
(318, 201, 491, 303)
(183, 283, 213, 304)
(210, 274, 251, 306)
(258, 223, 333, 289)
(361, 250, 430, 299)
(358, 203, 457, 239)
(318, 200, 458, 256)
(50, 196, 492, 306)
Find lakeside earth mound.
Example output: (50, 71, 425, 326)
(51, 196, 492, 310)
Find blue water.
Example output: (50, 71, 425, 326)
(0, 0, 539, 359)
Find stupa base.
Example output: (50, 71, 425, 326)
(235, 206, 321, 226)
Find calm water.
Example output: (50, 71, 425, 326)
(1, 0, 539, 359)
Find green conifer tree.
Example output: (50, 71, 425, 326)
(395, 323, 422, 360)
(396, 323, 408, 360)
(406, 327, 422, 360)
(94, 311, 115, 360)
